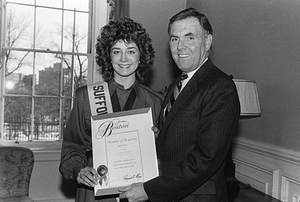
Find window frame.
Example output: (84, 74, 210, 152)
(0, 0, 110, 150)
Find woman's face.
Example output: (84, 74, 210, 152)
(110, 40, 140, 79)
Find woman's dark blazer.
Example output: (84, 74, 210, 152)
(144, 59, 240, 202)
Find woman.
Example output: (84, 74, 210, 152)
(59, 18, 163, 202)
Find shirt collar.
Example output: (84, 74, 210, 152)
(179, 58, 208, 91)
(108, 79, 138, 95)
(186, 57, 208, 79)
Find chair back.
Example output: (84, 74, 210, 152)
(0, 146, 34, 199)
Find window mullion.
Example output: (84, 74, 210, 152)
(59, 0, 64, 140)
(70, 8, 75, 109)
(0, 0, 6, 143)
(29, 0, 37, 142)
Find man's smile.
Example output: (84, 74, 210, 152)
(177, 53, 190, 58)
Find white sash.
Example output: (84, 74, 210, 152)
(87, 81, 113, 116)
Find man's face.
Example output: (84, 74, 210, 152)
(169, 17, 212, 73)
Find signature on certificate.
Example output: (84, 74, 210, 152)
(123, 173, 142, 182)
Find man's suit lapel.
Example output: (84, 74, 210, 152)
(157, 60, 213, 143)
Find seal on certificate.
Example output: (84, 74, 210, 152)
(97, 165, 108, 186)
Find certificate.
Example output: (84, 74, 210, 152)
(91, 107, 159, 196)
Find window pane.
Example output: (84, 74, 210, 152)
(4, 97, 32, 141)
(61, 98, 72, 138)
(5, 51, 34, 95)
(37, 63, 61, 96)
(36, 7, 62, 50)
(63, 10, 89, 52)
(64, 0, 89, 12)
(34, 97, 60, 141)
(73, 55, 88, 89)
(6, 4, 34, 49)
(61, 57, 73, 97)
(7, 0, 34, 4)
(59, 54, 88, 91)
(36, 0, 62, 8)
(35, 53, 62, 96)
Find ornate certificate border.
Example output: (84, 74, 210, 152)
(91, 107, 159, 196)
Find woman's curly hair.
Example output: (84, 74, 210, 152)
(95, 17, 155, 83)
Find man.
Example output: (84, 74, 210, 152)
(119, 8, 240, 202)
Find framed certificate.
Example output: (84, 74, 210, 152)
(91, 107, 159, 196)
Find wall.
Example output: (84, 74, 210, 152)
(186, 0, 300, 153)
(130, 0, 300, 152)
(233, 136, 300, 201)
(129, 0, 187, 92)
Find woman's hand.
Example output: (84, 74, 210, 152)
(77, 166, 99, 187)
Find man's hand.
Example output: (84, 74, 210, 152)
(119, 182, 148, 202)
(151, 126, 160, 139)
(77, 166, 99, 187)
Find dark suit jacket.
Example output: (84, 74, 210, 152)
(144, 59, 240, 202)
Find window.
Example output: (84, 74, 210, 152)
(0, 0, 110, 145)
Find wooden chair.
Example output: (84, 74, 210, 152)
(0, 146, 34, 202)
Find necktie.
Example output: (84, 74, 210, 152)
(165, 74, 188, 118)
(174, 74, 188, 99)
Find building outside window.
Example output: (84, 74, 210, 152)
(0, 0, 111, 145)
